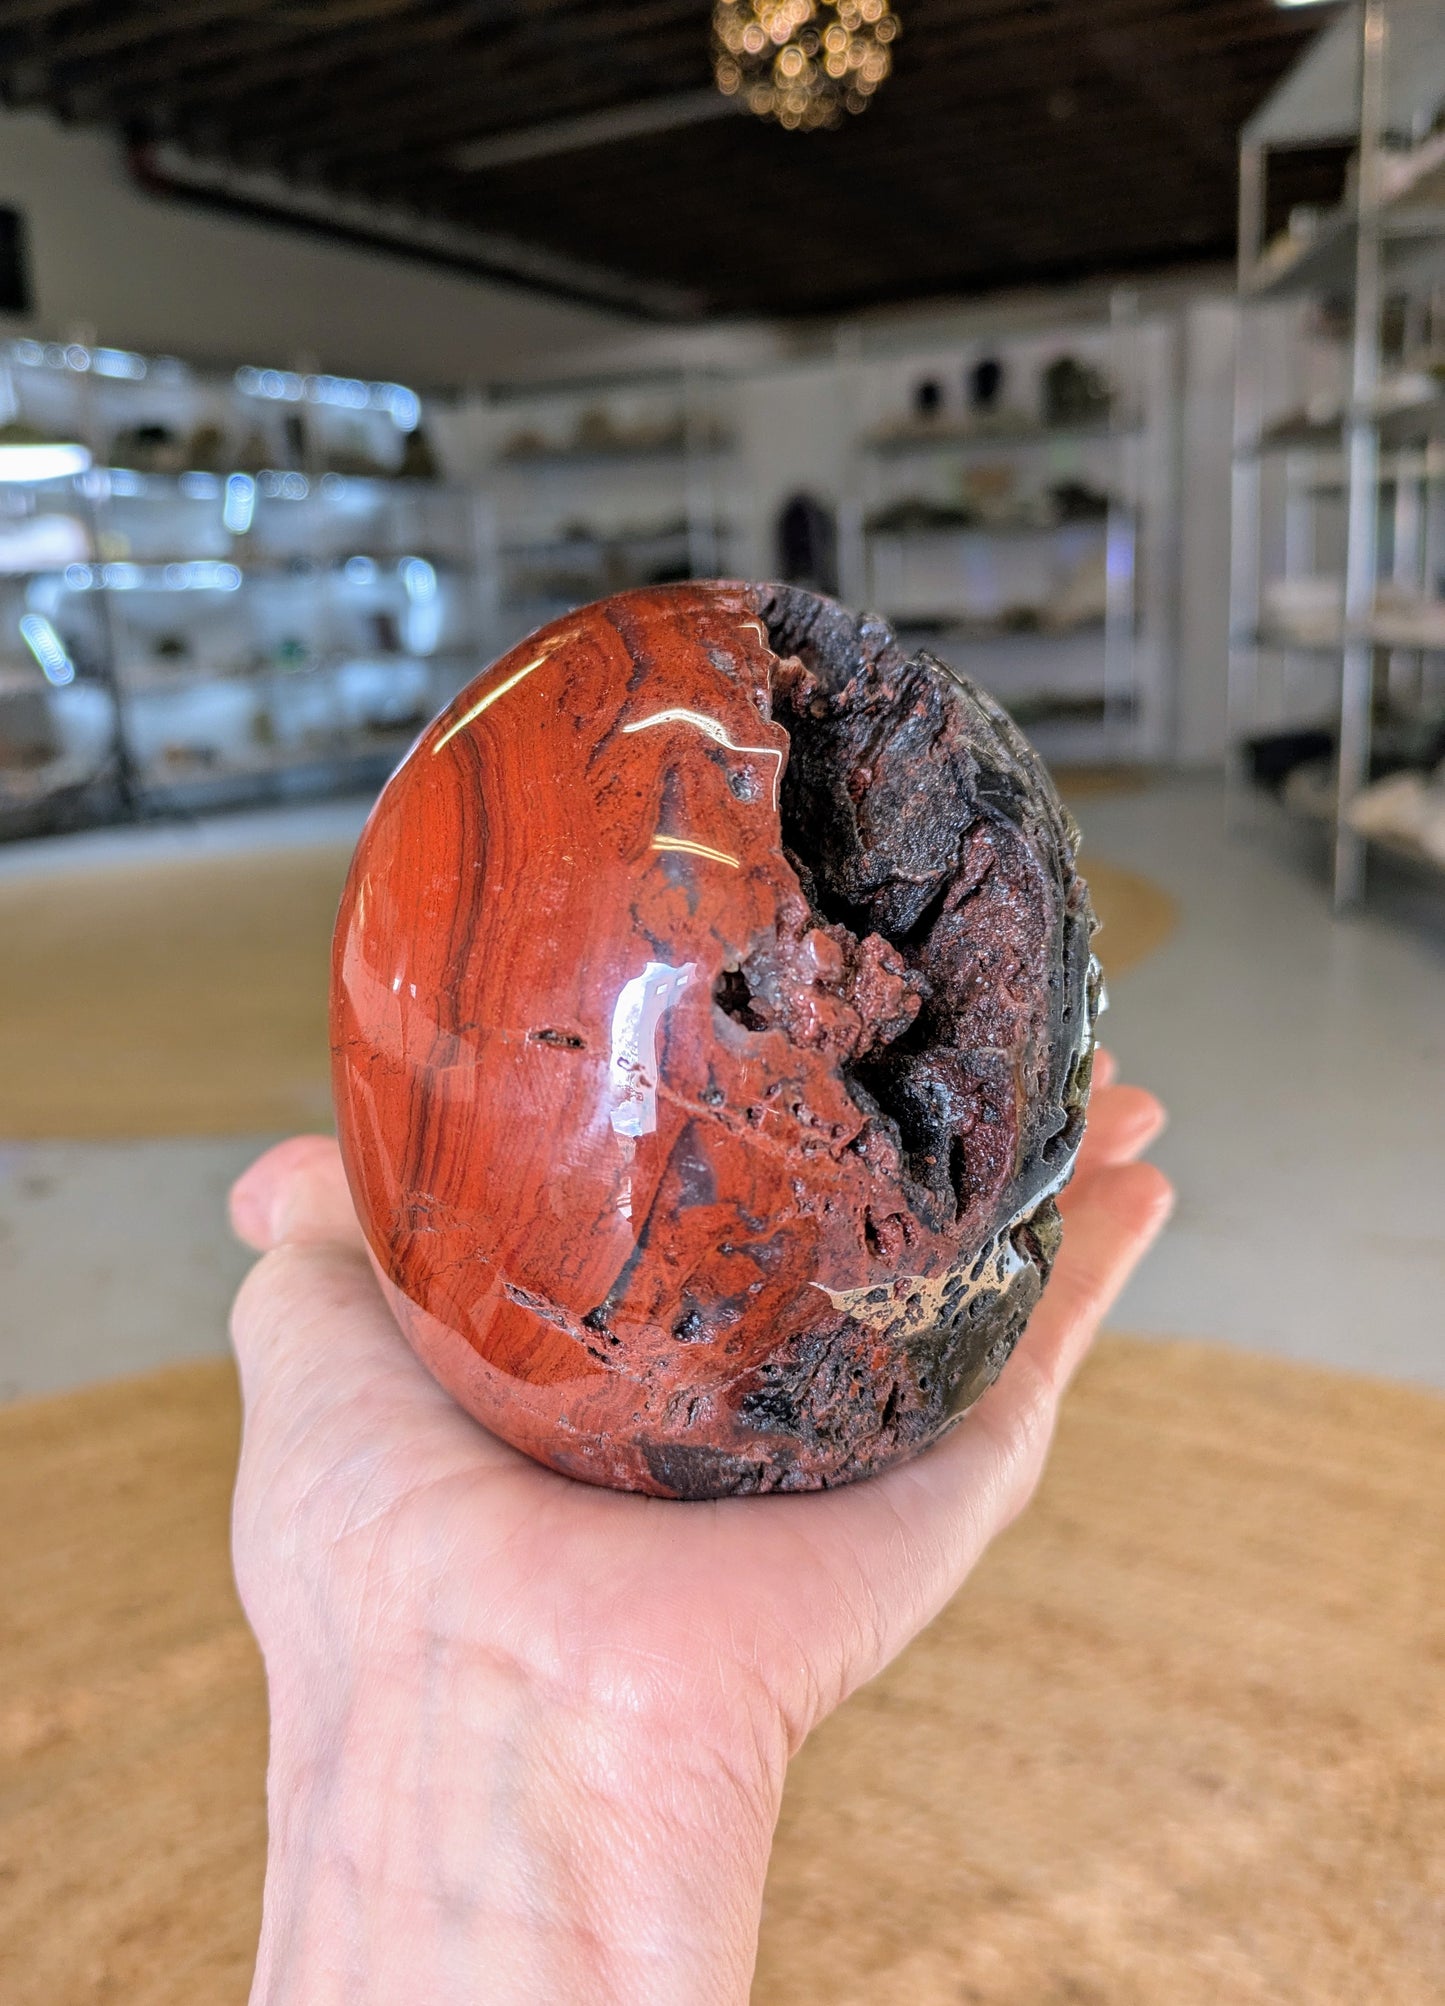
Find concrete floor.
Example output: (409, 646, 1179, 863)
(1079, 781, 1444, 1387)
(1, 777, 1441, 1403)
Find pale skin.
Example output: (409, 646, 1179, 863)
(228, 1051, 1171, 2006)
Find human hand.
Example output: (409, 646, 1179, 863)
(228, 1052, 1170, 2006)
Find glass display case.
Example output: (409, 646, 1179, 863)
(0, 339, 494, 839)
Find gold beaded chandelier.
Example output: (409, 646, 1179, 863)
(712, 0, 899, 131)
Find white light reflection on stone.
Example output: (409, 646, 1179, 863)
(608, 961, 695, 1140)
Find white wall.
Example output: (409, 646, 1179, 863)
(0, 108, 636, 385)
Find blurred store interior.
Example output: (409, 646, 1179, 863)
(3, 3, 1445, 1999)
(2, 0, 1440, 1403)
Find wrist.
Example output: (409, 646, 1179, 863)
(253, 1635, 787, 2006)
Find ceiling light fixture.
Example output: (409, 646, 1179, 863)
(0, 441, 92, 482)
(712, 0, 899, 131)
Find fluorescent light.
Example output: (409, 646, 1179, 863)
(19, 613, 75, 684)
(92, 347, 147, 381)
(223, 473, 256, 534)
(1274, 1, 1337, 9)
(378, 383, 421, 432)
(400, 556, 437, 601)
(0, 442, 92, 482)
(235, 366, 423, 431)
(401, 555, 440, 653)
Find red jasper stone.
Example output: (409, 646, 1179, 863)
(332, 583, 1096, 1497)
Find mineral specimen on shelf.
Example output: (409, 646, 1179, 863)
(331, 582, 1098, 1497)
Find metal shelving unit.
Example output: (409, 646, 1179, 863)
(459, 334, 1178, 771)
(473, 369, 742, 655)
(0, 340, 495, 839)
(1230, 0, 1445, 907)
(836, 300, 1178, 765)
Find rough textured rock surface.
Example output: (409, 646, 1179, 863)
(331, 582, 1098, 1497)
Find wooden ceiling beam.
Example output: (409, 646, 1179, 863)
(3, 0, 307, 66)
(0, 0, 90, 27)
(285, 1, 1309, 165)
(11, 0, 442, 108)
(185, 0, 700, 134)
(290, 58, 1220, 178)
(159, 19, 705, 165)
(23, 0, 682, 111)
(0, 0, 1310, 318)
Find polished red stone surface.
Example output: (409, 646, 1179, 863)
(332, 583, 1095, 1496)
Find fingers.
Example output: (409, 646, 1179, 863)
(228, 1235, 480, 1525)
(803, 1155, 1173, 1698)
(1004, 1158, 1173, 1401)
(230, 1238, 379, 1423)
(1069, 1082, 1166, 1186)
(230, 1135, 367, 1253)
(228, 1238, 457, 1621)
(1092, 1045, 1118, 1088)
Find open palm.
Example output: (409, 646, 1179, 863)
(228, 1053, 1169, 1774)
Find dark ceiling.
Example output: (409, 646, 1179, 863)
(0, 0, 1336, 319)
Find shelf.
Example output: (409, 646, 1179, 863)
(1246, 623, 1342, 654)
(1247, 414, 1343, 457)
(1244, 610, 1445, 654)
(883, 614, 1110, 643)
(83, 467, 468, 500)
(1358, 824, 1445, 876)
(1244, 204, 1445, 302)
(865, 516, 1112, 540)
(0, 752, 117, 804)
(115, 650, 462, 695)
(498, 441, 731, 468)
(499, 526, 691, 558)
(1369, 605, 1445, 650)
(1376, 388, 1445, 444)
(1232, 5, 1445, 912)
(1380, 125, 1445, 213)
(1269, 785, 1445, 883)
(44, 555, 460, 594)
(133, 740, 410, 807)
(1295, 446, 1445, 492)
(1245, 381, 1445, 458)
(0, 333, 490, 844)
(861, 420, 1134, 455)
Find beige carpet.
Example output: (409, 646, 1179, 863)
(1, 1337, 1440, 2005)
(1050, 762, 1153, 799)
(0, 845, 1176, 1141)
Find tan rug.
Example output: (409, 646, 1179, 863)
(1052, 762, 1153, 799)
(0, 844, 1176, 1142)
(1, 1337, 1439, 2005)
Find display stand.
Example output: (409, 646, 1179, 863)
(468, 368, 741, 657)
(1229, 0, 1445, 908)
(835, 300, 1179, 765)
